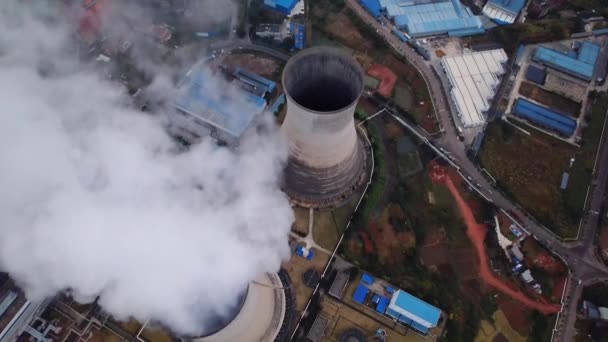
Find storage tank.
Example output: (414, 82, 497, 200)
(281, 47, 367, 207)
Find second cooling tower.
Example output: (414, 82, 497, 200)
(282, 47, 367, 206)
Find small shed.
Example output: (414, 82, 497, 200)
(525, 65, 547, 85)
(352, 284, 369, 304)
(361, 273, 374, 285)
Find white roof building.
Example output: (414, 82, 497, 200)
(441, 49, 508, 128)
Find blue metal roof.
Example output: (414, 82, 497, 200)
(360, 0, 382, 17)
(234, 68, 277, 94)
(353, 284, 369, 304)
(174, 62, 266, 139)
(533, 43, 599, 81)
(376, 297, 389, 314)
(578, 41, 600, 65)
(525, 65, 546, 85)
(513, 98, 577, 136)
(264, 0, 298, 14)
(593, 28, 608, 36)
(361, 273, 374, 284)
(381, 0, 483, 37)
(487, 0, 525, 15)
(389, 290, 441, 327)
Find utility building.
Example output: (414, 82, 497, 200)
(482, 0, 526, 25)
(386, 290, 441, 335)
(441, 49, 508, 128)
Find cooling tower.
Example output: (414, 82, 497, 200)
(193, 273, 287, 342)
(282, 47, 367, 207)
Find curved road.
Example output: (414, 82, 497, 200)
(345, 1, 608, 340)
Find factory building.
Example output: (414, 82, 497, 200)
(513, 98, 577, 137)
(386, 290, 441, 334)
(264, 0, 299, 15)
(281, 47, 368, 207)
(170, 60, 273, 146)
(441, 49, 508, 128)
(378, 0, 484, 38)
(482, 0, 526, 25)
(0, 277, 50, 342)
(532, 41, 601, 82)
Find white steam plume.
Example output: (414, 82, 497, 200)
(0, 0, 293, 335)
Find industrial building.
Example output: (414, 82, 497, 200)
(281, 47, 368, 207)
(532, 41, 601, 82)
(482, 0, 526, 25)
(378, 0, 484, 37)
(386, 290, 441, 334)
(513, 98, 577, 136)
(255, 23, 285, 41)
(359, 0, 382, 18)
(0, 277, 50, 342)
(170, 59, 273, 146)
(264, 0, 299, 15)
(349, 273, 442, 335)
(441, 49, 508, 128)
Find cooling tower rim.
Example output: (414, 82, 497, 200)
(282, 46, 364, 115)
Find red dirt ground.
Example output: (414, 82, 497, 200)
(428, 162, 561, 314)
(533, 252, 564, 275)
(552, 276, 566, 300)
(367, 64, 397, 97)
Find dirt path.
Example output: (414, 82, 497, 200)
(430, 163, 560, 314)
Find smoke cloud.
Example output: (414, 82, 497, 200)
(0, 0, 293, 335)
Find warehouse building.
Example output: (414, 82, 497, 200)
(513, 98, 577, 136)
(386, 290, 441, 334)
(378, 0, 484, 37)
(264, 0, 299, 15)
(482, 0, 526, 25)
(170, 60, 269, 146)
(441, 49, 508, 128)
(532, 41, 601, 82)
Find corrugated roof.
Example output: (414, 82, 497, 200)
(359, 0, 382, 17)
(442, 49, 508, 128)
(513, 98, 577, 136)
(264, 0, 299, 14)
(174, 61, 266, 140)
(352, 284, 369, 304)
(533, 43, 600, 81)
(485, 0, 525, 15)
(380, 0, 483, 37)
(387, 290, 441, 328)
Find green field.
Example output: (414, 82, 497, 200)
(481, 93, 608, 238)
(480, 120, 578, 237)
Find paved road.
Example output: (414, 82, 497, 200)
(346, 1, 608, 340)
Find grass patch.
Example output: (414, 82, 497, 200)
(480, 120, 579, 237)
(519, 82, 582, 117)
(312, 199, 356, 250)
(566, 92, 608, 219)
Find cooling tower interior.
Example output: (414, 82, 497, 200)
(192, 273, 287, 342)
(281, 47, 368, 207)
